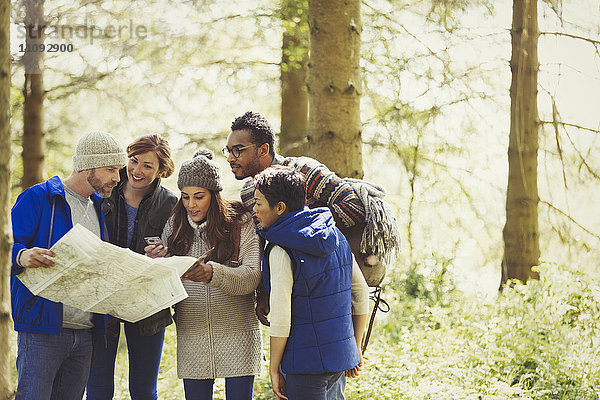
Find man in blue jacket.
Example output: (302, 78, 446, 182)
(11, 130, 127, 400)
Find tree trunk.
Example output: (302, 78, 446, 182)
(21, 0, 45, 189)
(307, 0, 363, 178)
(0, 0, 14, 398)
(501, 0, 540, 286)
(280, 0, 309, 157)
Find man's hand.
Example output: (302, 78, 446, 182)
(256, 288, 270, 326)
(19, 248, 55, 268)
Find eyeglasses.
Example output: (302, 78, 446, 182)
(221, 144, 257, 158)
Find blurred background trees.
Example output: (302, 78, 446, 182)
(7, 0, 599, 304)
(502, 0, 540, 285)
(0, 0, 12, 397)
(279, 0, 309, 157)
(306, 0, 363, 178)
(20, 0, 44, 189)
(7, 0, 600, 328)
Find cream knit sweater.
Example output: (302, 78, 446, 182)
(161, 212, 262, 379)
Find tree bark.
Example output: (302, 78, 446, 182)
(0, 0, 14, 398)
(307, 0, 363, 178)
(21, 0, 45, 189)
(501, 0, 540, 286)
(280, 0, 309, 157)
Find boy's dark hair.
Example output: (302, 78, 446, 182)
(231, 111, 275, 157)
(254, 166, 306, 212)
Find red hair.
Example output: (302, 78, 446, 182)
(127, 134, 175, 178)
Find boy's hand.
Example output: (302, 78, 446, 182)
(256, 284, 271, 326)
(345, 360, 363, 378)
(270, 366, 288, 400)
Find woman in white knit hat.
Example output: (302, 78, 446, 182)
(146, 149, 261, 400)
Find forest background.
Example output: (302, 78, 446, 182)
(2, 0, 600, 398)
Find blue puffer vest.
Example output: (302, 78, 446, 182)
(261, 207, 359, 375)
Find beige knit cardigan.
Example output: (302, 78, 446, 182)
(161, 212, 262, 379)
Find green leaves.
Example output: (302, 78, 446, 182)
(330, 261, 600, 399)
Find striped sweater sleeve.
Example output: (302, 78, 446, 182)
(281, 156, 366, 227)
(240, 178, 259, 226)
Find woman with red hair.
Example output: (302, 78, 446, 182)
(86, 134, 178, 400)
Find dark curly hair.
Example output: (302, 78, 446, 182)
(254, 166, 306, 212)
(231, 111, 275, 157)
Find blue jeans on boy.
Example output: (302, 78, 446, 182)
(285, 371, 345, 400)
(16, 328, 93, 400)
(327, 373, 346, 400)
(183, 375, 255, 400)
(86, 322, 165, 400)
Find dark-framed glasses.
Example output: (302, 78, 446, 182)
(221, 144, 257, 158)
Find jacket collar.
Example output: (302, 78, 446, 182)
(46, 175, 66, 197)
(46, 175, 102, 205)
(261, 207, 338, 257)
(271, 153, 284, 166)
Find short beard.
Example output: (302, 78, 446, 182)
(237, 157, 263, 180)
(87, 170, 112, 198)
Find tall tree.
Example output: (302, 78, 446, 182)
(21, 0, 45, 189)
(307, 0, 362, 178)
(0, 0, 13, 397)
(502, 0, 540, 285)
(280, 0, 309, 157)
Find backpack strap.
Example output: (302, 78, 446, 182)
(361, 285, 389, 355)
(230, 222, 242, 267)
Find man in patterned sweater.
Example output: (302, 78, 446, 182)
(223, 111, 370, 326)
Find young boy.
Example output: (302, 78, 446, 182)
(253, 166, 368, 400)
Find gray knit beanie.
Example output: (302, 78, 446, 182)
(72, 131, 127, 172)
(177, 148, 222, 191)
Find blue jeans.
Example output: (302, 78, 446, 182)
(16, 328, 93, 400)
(86, 322, 165, 400)
(183, 375, 254, 400)
(327, 373, 346, 400)
(285, 371, 345, 400)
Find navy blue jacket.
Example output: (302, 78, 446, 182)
(261, 207, 359, 374)
(11, 175, 107, 335)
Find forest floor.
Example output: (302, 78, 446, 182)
(8, 261, 600, 399)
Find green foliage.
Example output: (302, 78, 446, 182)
(280, 0, 309, 71)
(356, 261, 600, 399)
(7, 262, 600, 398)
(426, 0, 495, 28)
(387, 255, 456, 305)
(171, 261, 600, 398)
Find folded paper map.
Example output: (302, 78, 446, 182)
(18, 224, 198, 323)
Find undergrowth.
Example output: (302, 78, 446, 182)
(8, 261, 600, 399)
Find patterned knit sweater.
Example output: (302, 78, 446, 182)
(161, 212, 262, 379)
(241, 155, 366, 228)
